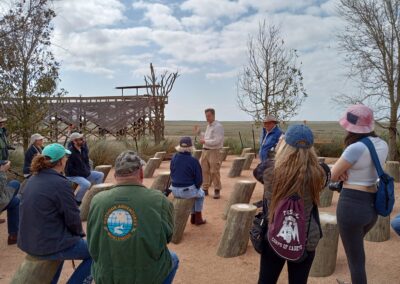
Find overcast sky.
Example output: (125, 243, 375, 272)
(27, 0, 359, 121)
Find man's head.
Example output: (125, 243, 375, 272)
(114, 151, 146, 183)
(263, 115, 278, 132)
(205, 108, 215, 124)
(70, 132, 85, 147)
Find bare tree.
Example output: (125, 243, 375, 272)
(237, 21, 307, 123)
(145, 63, 179, 144)
(337, 0, 400, 160)
(0, 0, 65, 150)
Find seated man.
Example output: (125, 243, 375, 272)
(65, 132, 104, 204)
(259, 115, 282, 162)
(87, 151, 179, 284)
(170, 137, 206, 225)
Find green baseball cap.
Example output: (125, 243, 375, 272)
(42, 143, 71, 162)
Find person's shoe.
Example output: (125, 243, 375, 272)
(204, 189, 209, 196)
(7, 234, 17, 245)
(336, 279, 350, 284)
(190, 213, 196, 224)
(0, 218, 5, 224)
(195, 212, 206, 225)
(213, 189, 220, 199)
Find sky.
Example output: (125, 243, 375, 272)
(6, 0, 358, 121)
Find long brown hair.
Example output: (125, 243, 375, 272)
(344, 131, 377, 147)
(30, 155, 58, 175)
(268, 141, 325, 222)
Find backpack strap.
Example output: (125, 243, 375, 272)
(360, 137, 384, 177)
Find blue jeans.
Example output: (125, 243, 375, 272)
(2, 180, 20, 235)
(391, 214, 400, 236)
(67, 171, 104, 202)
(163, 251, 179, 284)
(40, 239, 92, 284)
(170, 185, 205, 212)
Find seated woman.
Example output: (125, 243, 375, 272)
(18, 143, 92, 283)
(23, 133, 44, 178)
(170, 137, 206, 225)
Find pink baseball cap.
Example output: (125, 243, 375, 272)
(339, 104, 374, 134)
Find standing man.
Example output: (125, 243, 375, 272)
(65, 132, 104, 204)
(0, 117, 13, 161)
(259, 115, 282, 162)
(198, 108, 224, 199)
(87, 151, 179, 284)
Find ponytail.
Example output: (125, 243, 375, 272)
(31, 155, 57, 175)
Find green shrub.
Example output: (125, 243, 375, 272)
(8, 146, 24, 180)
(314, 138, 344, 158)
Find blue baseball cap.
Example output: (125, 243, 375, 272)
(284, 125, 314, 149)
(42, 143, 71, 162)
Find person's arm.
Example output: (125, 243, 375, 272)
(65, 152, 79, 177)
(161, 197, 174, 243)
(331, 143, 365, 182)
(87, 195, 100, 261)
(204, 124, 224, 147)
(194, 160, 203, 189)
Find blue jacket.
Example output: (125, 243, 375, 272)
(65, 144, 91, 178)
(259, 126, 283, 162)
(170, 152, 203, 188)
(18, 168, 84, 256)
(23, 145, 42, 175)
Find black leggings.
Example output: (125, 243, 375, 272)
(337, 188, 377, 284)
(258, 241, 315, 284)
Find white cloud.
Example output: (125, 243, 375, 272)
(132, 1, 182, 30)
(206, 69, 239, 79)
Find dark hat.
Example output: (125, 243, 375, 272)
(175, 136, 194, 152)
(285, 125, 314, 149)
(115, 151, 146, 176)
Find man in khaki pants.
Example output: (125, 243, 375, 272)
(197, 108, 224, 199)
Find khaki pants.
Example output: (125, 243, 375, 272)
(200, 149, 222, 190)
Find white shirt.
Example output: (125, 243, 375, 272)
(203, 120, 224, 149)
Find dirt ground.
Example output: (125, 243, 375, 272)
(1, 155, 400, 284)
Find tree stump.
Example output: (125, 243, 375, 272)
(222, 180, 257, 220)
(220, 147, 230, 162)
(365, 215, 391, 242)
(94, 165, 112, 182)
(171, 198, 195, 244)
(228, 157, 246, 177)
(241, 147, 253, 157)
(310, 212, 339, 277)
(217, 204, 257, 258)
(319, 186, 333, 208)
(154, 151, 167, 161)
(385, 161, 400, 182)
(11, 255, 61, 284)
(151, 171, 171, 193)
(192, 150, 202, 160)
(80, 183, 114, 221)
(144, 158, 161, 178)
(242, 153, 255, 170)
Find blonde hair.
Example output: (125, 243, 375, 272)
(268, 141, 325, 222)
(31, 155, 58, 175)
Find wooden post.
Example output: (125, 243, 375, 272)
(154, 151, 167, 161)
(217, 204, 257, 258)
(11, 255, 61, 284)
(80, 183, 114, 221)
(220, 147, 230, 162)
(242, 153, 255, 170)
(222, 180, 257, 220)
(385, 161, 400, 182)
(151, 171, 171, 193)
(309, 212, 339, 277)
(241, 147, 252, 157)
(144, 158, 161, 178)
(319, 187, 333, 208)
(365, 216, 391, 242)
(94, 165, 112, 182)
(228, 157, 246, 177)
(192, 149, 202, 160)
(171, 198, 195, 244)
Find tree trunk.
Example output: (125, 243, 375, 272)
(385, 161, 400, 182)
(309, 212, 339, 277)
(154, 151, 167, 161)
(319, 187, 334, 208)
(94, 165, 112, 182)
(365, 216, 391, 242)
(228, 157, 246, 177)
(387, 117, 399, 161)
(11, 255, 61, 284)
(171, 198, 195, 244)
(144, 158, 161, 178)
(217, 204, 257, 258)
(151, 171, 171, 193)
(192, 150, 202, 160)
(242, 153, 255, 170)
(80, 183, 114, 221)
(222, 180, 257, 220)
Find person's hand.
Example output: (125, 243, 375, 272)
(193, 125, 200, 135)
(0, 161, 11, 172)
(338, 172, 348, 182)
(199, 139, 205, 144)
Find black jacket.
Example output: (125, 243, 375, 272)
(65, 144, 91, 178)
(18, 168, 84, 256)
(23, 145, 42, 175)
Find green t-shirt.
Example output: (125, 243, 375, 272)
(87, 184, 174, 284)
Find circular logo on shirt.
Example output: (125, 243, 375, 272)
(104, 204, 137, 240)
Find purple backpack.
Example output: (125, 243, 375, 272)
(267, 195, 307, 262)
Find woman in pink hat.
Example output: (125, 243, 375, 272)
(331, 104, 388, 284)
